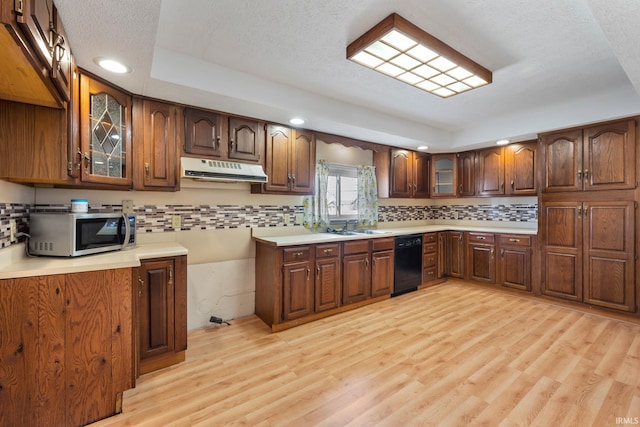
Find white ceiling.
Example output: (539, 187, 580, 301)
(55, 0, 640, 152)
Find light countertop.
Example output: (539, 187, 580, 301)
(252, 224, 537, 247)
(0, 242, 188, 279)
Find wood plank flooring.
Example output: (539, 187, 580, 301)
(90, 281, 640, 427)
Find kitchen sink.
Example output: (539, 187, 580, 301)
(357, 230, 393, 235)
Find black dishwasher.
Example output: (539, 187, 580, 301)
(393, 234, 422, 297)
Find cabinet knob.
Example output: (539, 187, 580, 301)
(509, 238, 520, 242)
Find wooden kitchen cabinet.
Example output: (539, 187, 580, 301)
(371, 238, 395, 297)
(466, 232, 496, 283)
(497, 234, 532, 291)
(78, 73, 132, 187)
(477, 147, 505, 196)
(133, 98, 180, 191)
(431, 154, 456, 197)
(445, 231, 465, 278)
(505, 141, 537, 195)
(456, 151, 476, 197)
(422, 232, 441, 285)
(0, 269, 134, 427)
(540, 196, 636, 312)
(253, 124, 315, 194)
(0, 0, 72, 108)
(540, 119, 636, 193)
(315, 243, 341, 312)
(135, 256, 187, 375)
(343, 240, 371, 304)
(389, 149, 430, 198)
(184, 108, 264, 163)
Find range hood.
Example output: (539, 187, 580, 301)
(181, 157, 268, 183)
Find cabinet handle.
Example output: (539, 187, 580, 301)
(317, 266, 320, 278)
(323, 249, 332, 254)
(476, 236, 486, 240)
(168, 264, 173, 284)
(215, 136, 220, 150)
(144, 162, 150, 181)
(365, 258, 369, 269)
(292, 175, 296, 185)
(500, 182, 504, 189)
(577, 205, 582, 218)
(306, 267, 310, 280)
(287, 174, 292, 188)
(500, 249, 504, 258)
(491, 248, 495, 260)
(511, 180, 514, 189)
(413, 183, 417, 193)
(577, 169, 582, 179)
(230, 139, 235, 152)
(509, 238, 520, 242)
(583, 169, 589, 180)
(294, 251, 304, 257)
(137, 275, 144, 297)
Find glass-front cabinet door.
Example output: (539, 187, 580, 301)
(431, 154, 457, 197)
(78, 74, 132, 186)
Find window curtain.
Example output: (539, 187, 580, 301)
(302, 160, 330, 229)
(356, 165, 378, 227)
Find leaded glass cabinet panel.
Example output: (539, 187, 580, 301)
(79, 74, 132, 186)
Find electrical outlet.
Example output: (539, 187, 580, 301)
(294, 213, 304, 224)
(122, 199, 134, 213)
(454, 212, 459, 220)
(171, 215, 182, 229)
(9, 220, 17, 243)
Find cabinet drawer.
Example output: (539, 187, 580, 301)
(423, 242, 437, 254)
(423, 253, 437, 268)
(423, 233, 437, 243)
(498, 234, 531, 247)
(468, 232, 495, 244)
(283, 246, 311, 262)
(316, 243, 339, 258)
(344, 240, 370, 255)
(372, 237, 394, 252)
(423, 267, 437, 283)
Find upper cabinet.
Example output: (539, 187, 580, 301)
(505, 141, 537, 195)
(477, 147, 505, 196)
(132, 99, 180, 191)
(456, 151, 476, 197)
(0, 0, 72, 107)
(389, 149, 430, 198)
(431, 154, 456, 197)
(252, 124, 315, 194)
(540, 119, 636, 193)
(77, 73, 132, 187)
(183, 108, 263, 163)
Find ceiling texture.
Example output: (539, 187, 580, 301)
(55, 0, 640, 152)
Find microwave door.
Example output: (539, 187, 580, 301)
(119, 213, 131, 249)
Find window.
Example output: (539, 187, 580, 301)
(327, 164, 358, 219)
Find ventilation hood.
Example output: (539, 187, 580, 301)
(180, 157, 268, 183)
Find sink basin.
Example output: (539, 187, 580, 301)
(356, 230, 393, 235)
(325, 230, 358, 236)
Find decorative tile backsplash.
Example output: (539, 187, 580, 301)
(0, 201, 538, 248)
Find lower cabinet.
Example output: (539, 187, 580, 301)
(540, 197, 636, 313)
(498, 234, 533, 291)
(443, 231, 465, 278)
(422, 232, 439, 285)
(255, 238, 393, 331)
(467, 232, 496, 284)
(0, 269, 134, 427)
(135, 255, 187, 376)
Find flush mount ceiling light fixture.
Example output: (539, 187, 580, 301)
(347, 13, 492, 98)
(94, 57, 132, 74)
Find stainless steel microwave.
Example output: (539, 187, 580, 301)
(29, 212, 136, 257)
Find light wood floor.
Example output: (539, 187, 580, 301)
(91, 281, 640, 427)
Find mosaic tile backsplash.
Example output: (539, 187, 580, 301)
(0, 202, 538, 249)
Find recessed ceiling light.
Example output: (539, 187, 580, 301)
(94, 57, 131, 74)
(496, 139, 510, 145)
(417, 145, 429, 150)
(289, 117, 305, 125)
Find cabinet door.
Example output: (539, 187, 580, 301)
(138, 259, 175, 362)
(468, 244, 496, 283)
(264, 124, 291, 192)
(477, 147, 505, 196)
(583, 120, 636, 191)
(457, 151, 476, 197)
(315, 257, 341, 312)
(413, 152, 431, 198)
(15, 0, 54, 73)
(342, 253, 370, 304)
(184, 108, 225, 158)
(505, 141, 537, 195)
(448, 231, 465, 278)
(289, 129, 315, 194)
(371, 249, 394, 297)
(583, 200, 635, 312)
(540, 129, 583, 192)
(390, 149, 412, 197)
(134, 99, 178, 190)
(499, 246, 531, 291)
(431, 154, 456, 197)
(283, 261, 313, 321)
(437, 232, 446, 278)
(79, 74, 132, 186)
(228, 117, 262, 163)
(49, 5, 72, 102)
(540, 201, 583, 301)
